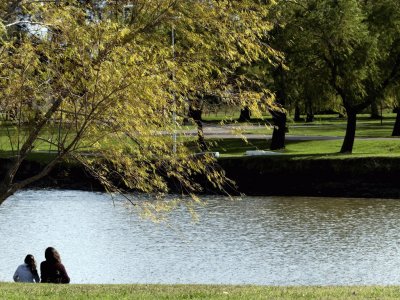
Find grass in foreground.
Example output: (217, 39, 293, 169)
(2, 283, 400, 300)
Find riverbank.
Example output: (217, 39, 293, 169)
(2, 283, 400, 300)
(218, 155, 400, 198)
(2, 155, 400, 198)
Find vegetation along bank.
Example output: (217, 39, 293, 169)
(1, 155, 399, 199)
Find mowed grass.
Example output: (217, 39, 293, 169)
(206, 138, 400, 157)
(199, 113, 400, 157)
(1, 113, 399, 159)
(240, 114, 397, 137)
(2, 283, 400, 300)
(244, 123, 394, 137)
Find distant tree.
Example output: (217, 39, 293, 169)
(370, 102, 382, 119)
(393, 107, 400, 136)
(266, 1, 335, 149)
(384, 86, 400, 136)
(270, 0, 400, 153)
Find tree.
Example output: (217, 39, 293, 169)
(271, 0, 400, 153)
(174, 1, 276, 149)
(0, 0, 277, 208)
(393, 107, 400, 136)
(384, 85, 400, 136)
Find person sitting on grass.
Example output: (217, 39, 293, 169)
(13, 254, 40, 283)
(40, 247, 70, 284)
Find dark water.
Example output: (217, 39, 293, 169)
(1, 190, 400, 285)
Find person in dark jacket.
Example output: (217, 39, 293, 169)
(40, 247, 70, 284)
(13, 254, 40, 283)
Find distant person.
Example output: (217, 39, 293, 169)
(40, 247, 70, 284)
(13, 254, 40, 283)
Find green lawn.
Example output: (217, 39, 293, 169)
(2, 283, 400, 300)
(1, 113, 399, 159)
(206, 138, 400, 157)
(243, 124, 394, 137)
(237, 113, 397, 137)
(200, 113, 400, 156)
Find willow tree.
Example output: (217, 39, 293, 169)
(173, 1, 276, 150)
(0, 0, 276, 208)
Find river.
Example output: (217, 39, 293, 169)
(1, 190, 400, 285)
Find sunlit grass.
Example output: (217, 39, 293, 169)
(2, 283, 400, 300)
(1, 112, 399, 160)
(241, 114, 397, 137)
(244, 124, 394, 137)
(206, 138, 400, 158)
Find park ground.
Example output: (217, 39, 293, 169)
(1, 114, 400, 297)
(2, 112, 400, 197)
(196, 112, 400, 157)
(2, 283, 400, 299)
(1, 112, 399, 158)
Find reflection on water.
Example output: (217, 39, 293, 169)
(0, 190, 400, 285)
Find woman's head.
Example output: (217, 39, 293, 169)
(24, 254, 37, 271)
(45, 247, 61, 264)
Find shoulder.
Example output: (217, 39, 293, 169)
(18, 264, 28, 269)
(55, 262, 67, 269)
(40, 261, 49, 269)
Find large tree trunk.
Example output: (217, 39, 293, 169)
(238, 106, 251, 122)
(305, 99, 314, 123)
(0, 97, 67, 205)
(340, 110, 357, 153)
(188, 106, 207, 151)
(294, 105, 301, 122)
(270, 111, 286, 150)
(0, 183, 15, 205)
(270, 64, 287, 150)
(392, 108, 400, 136)
(370, 102, 381, 119)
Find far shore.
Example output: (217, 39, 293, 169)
(1, 155, 400, 199)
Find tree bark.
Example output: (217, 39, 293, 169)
(370, 102, 381, 119)
(238, 106, 251, 122)
(270, 111, 286, 150)
(392, 108, 400, 136)
(188, 106, 207, 151)
(270, 64, 287, 150)
(305, 100, 314, 123)
(340, 110, 357, 154)
(0, 184, 15, 206)
(294, 105, 301, 122)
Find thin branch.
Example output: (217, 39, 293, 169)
(4, 20, 54, 28)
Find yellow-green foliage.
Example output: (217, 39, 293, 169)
(0, 1, 278, 205)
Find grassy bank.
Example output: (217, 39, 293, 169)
(1, 113, 400, 197)
(1, 113, 399, 157)
(2, 147, 400, 198)
(2, 283, 400, 300)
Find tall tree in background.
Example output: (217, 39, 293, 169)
(271, 0, 400, 153)
(266, 1, 334, 149)
(174, 0, 276, 149)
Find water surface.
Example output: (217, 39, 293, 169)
(1, 190, 400, 285)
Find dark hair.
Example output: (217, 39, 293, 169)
(45, 247, 61, 264)
(24, 254, 37, 273)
